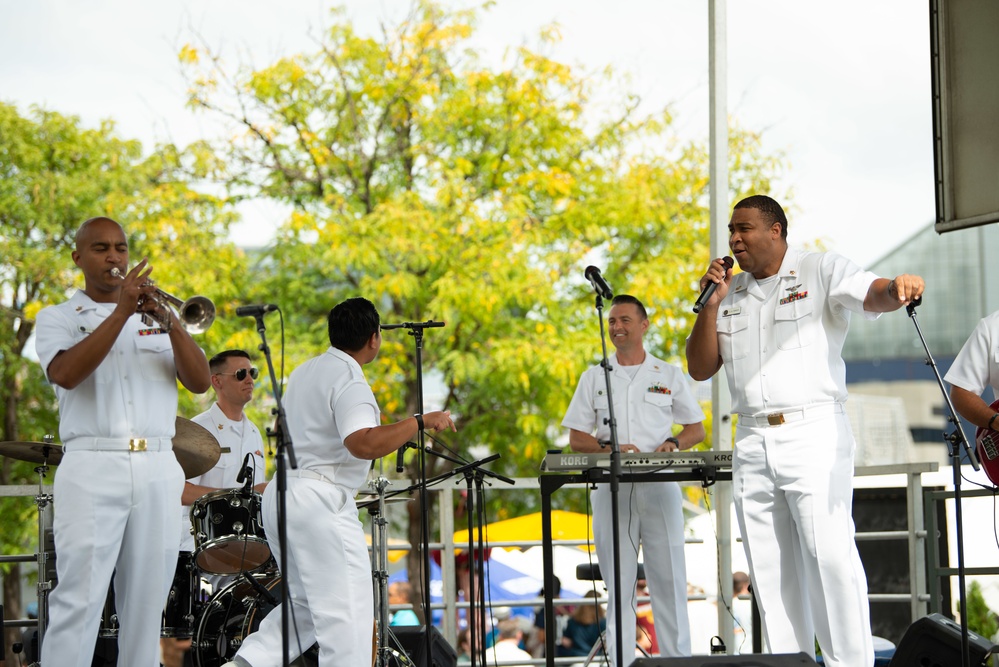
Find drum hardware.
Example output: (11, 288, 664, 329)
(34, 437, 56, 657)
(365, 476, 417, 667)
(0, 434, 61, 654)
(110, 267, 216, 334)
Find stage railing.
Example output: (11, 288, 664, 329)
(0, 462, 938, 662)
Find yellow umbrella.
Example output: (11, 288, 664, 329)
(452, 510, 594, 546)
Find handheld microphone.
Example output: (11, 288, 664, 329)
(236, 453, 252, 484)
(584, 266, 613, 299)
(235, 304, 279, 317)
(692, 256, 734, 313)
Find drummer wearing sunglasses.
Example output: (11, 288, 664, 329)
(181, 350, 268, 520)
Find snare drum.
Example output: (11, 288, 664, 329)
(191, 489, 271, 575)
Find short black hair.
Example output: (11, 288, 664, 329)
(328, 297, 380, 352)
(208, 349, 250, 374)
(734, 195, 788, 238)
(610, 294, 648, 321)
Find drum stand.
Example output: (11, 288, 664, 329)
(32, 437, 58, 661)
(368, 475, 414, 667)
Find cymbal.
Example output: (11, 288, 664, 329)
(0, 441, 63, 465)
(174, 417, 221, 478)
(356, 496, 413, 511)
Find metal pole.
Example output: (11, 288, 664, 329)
(708, 0, 736, 654)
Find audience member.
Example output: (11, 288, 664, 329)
(558, 590, 606, 659)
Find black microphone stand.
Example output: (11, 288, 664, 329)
(383, 320, 444, 667)
(406, 449, 515, 667)
(592, 294, 625, 667)
(906, 297, 979, 667)
(452, 452, 514, 667)
(249, 310, 298, 667)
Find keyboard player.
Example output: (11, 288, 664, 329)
(562, 294, 705, 663)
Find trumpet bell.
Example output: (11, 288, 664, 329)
(179, 296, 216, 334)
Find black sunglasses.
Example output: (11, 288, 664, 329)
(216, 367, 259, 381)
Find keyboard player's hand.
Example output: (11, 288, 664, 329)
(620, 444, 640, 453)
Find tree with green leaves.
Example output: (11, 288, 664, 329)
(180, 0, 784, 619)
(0, 101, 245, 652)
(967, 580, 998, 642)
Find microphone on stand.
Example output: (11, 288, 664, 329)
(692, 256, 734, 313)
(584, 266, 614, 300)
(381, 321, 446, 330)
(236, 453, 254, 493)
(396, 443, 411, 473)
(235, 304, 279, 317)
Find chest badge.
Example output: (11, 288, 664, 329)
(648, 383, 671, 395)
(779, 284, 808, 305)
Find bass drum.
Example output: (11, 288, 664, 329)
(192, 573, 318, 667)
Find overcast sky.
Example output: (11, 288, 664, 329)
(0, 0, 935, 269)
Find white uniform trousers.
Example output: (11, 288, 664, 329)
(592, 481, 690, 665)
(235, 477, 374, 667)
(40, 450, 184, 667)
(732, 413, 873, 667)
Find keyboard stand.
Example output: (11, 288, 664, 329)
(539, 467, 733, 667)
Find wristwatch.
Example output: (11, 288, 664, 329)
(665, 436, 680, 449)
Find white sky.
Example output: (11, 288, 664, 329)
(0, 0, 934, 268)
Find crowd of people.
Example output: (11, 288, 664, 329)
(31, 193, 940, 667)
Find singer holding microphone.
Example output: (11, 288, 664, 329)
(686, 195, 924, 667)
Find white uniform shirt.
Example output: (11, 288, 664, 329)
(562, 352, 704, 449)
(944, 310, 999, 400)
(713, 247, 879, 416)
(180, 402, 266, 551)
(34, 290, 178, 443)
(284, 346, 379, 491)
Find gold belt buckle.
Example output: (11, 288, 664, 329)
(766, 413, 785, 426)
(129, 438, 148, 452)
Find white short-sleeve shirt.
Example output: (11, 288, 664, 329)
(945, 310, 999, 401)
(283, 347, 380, 491)
(713, 247, 879, 416)
(562, 352, 705, 450)
(34, 290, 179, 443)
(180, 402, 267, 550)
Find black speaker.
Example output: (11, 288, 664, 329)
(632, 654, 819, 666)
(889, 613, 997, 667)
(391, 625, 457, 667)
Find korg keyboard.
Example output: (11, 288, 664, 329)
(542, 450, 732, 472)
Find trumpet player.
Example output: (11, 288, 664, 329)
(34, 216, 210, 667)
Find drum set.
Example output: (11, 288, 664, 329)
(0, 420, 318, 667)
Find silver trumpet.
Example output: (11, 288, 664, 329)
(110, 268, 215, 334)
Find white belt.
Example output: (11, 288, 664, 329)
(64, 436, 173, 452)
(737, 403, 844, 428)
(288, 468, 359, 498)
(289, 468, 336, 484)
